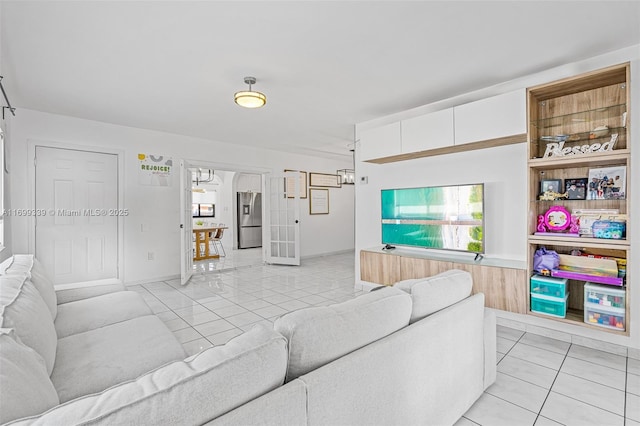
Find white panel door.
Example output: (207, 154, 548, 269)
(180, 160, 194, 285)
(35, 146, 118, 284)
(264, 171, 300, 266)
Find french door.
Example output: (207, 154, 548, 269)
(264, 171, 300, 266)
(180, 160, 194, 285)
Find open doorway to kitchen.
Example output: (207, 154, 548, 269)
(185, 163, 264, 275)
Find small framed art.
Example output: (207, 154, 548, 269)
(540, 179, 562, 195)
(309, 172, 341, 188)
(587, 166, 626, 200)
(284, 170, 308, 199)
(309, 188, 329, 214)
(564, 178, 587, 200)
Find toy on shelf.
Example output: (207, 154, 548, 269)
(539, 190, 569, 201)
(535, 206, 579, 237)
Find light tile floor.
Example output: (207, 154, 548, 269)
(129, 250, 639, 426)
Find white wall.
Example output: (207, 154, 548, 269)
(355, 45, 640, 349)
(355, 143, 527, 262)
(7, 109, 355, 283)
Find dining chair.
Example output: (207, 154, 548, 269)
(209, 224, 226, 257)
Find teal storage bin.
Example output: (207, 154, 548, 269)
(530, 275, 568, 298)
(531, 293, 569, 318)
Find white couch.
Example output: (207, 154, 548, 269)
(1, 255, 496, 425)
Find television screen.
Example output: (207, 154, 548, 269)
(192, 204, 200, 217)
(381, 183, 484, 253)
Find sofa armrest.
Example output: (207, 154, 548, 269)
(55, 283, 126, 305)
(483, 308, 497, 389)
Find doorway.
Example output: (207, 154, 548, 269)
(34, 146, 119, 284)
(185, 164, 265, 275)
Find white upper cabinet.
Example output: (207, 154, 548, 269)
(453, 89, 527, 145)
(359, 122, 402, 161)
(401, 108, 454, 153)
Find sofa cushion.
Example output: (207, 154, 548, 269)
(1, 255, 57, 319)
(274, 286, 412, 382)
(51, 314, 187, 403)
(55, 282, 127, 304)
(0, 328, 60, 424)
(0, 274, 58, 374)
(17, 325, 287, 425)
(55, 291, 152, 338)
(395, 269, 473, 323)
(0, 255, 14, 273)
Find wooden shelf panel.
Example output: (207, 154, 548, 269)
(528, 150, 629, 169)
(528, 308, 628, 336)
(528, 235, 630, 249)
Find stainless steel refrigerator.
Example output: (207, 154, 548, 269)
(237, 192, 262, 249)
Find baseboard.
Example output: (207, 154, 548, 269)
(493, 310, 635, 357)
(124, 274, 180, 287)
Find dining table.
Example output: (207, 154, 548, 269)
(193, 226, 227, 261)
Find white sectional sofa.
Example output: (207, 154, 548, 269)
(1, 255, 496, 425)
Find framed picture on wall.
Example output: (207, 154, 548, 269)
(309, 172, 341, 188)
(309, 188, 329, 214)
(284, 170, 308, 199)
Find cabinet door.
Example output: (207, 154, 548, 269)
(399, 257, 453, 280)
(360, 251, 401, 285)
(401, 108, 454, 153)
(454, 89, 526, 146)
(359, 122, 401, 161)
(454, 263, 527, 314)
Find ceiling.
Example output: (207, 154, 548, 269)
(1, 1, 639, 160)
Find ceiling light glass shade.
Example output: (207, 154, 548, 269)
(234, 90, 267, 108)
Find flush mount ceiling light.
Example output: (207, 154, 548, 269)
(234, 76, 266, 108)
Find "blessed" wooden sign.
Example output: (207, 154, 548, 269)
(542, 134, 618, 158)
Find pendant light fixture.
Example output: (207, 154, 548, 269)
(234, 76, 266, 108)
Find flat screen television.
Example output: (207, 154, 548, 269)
(381, 183, 484, 254)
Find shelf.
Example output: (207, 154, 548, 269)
(526, 63, 630, 338)
(531, 104, 626, 129)
(529, 308, 627, 335)
(528, 234, 630, 249)
(532, 198, 627, 204)
(528, 149, 629, 169)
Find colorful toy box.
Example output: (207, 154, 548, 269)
(592, 220, 626, 240)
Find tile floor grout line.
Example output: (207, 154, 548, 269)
(532, 341, 571, 424)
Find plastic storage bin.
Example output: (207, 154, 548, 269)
(584, 304, 625, 331)
(584, 283, 625, 309)
(530, 293, 569, 318)
(530, 275, 568, 298)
